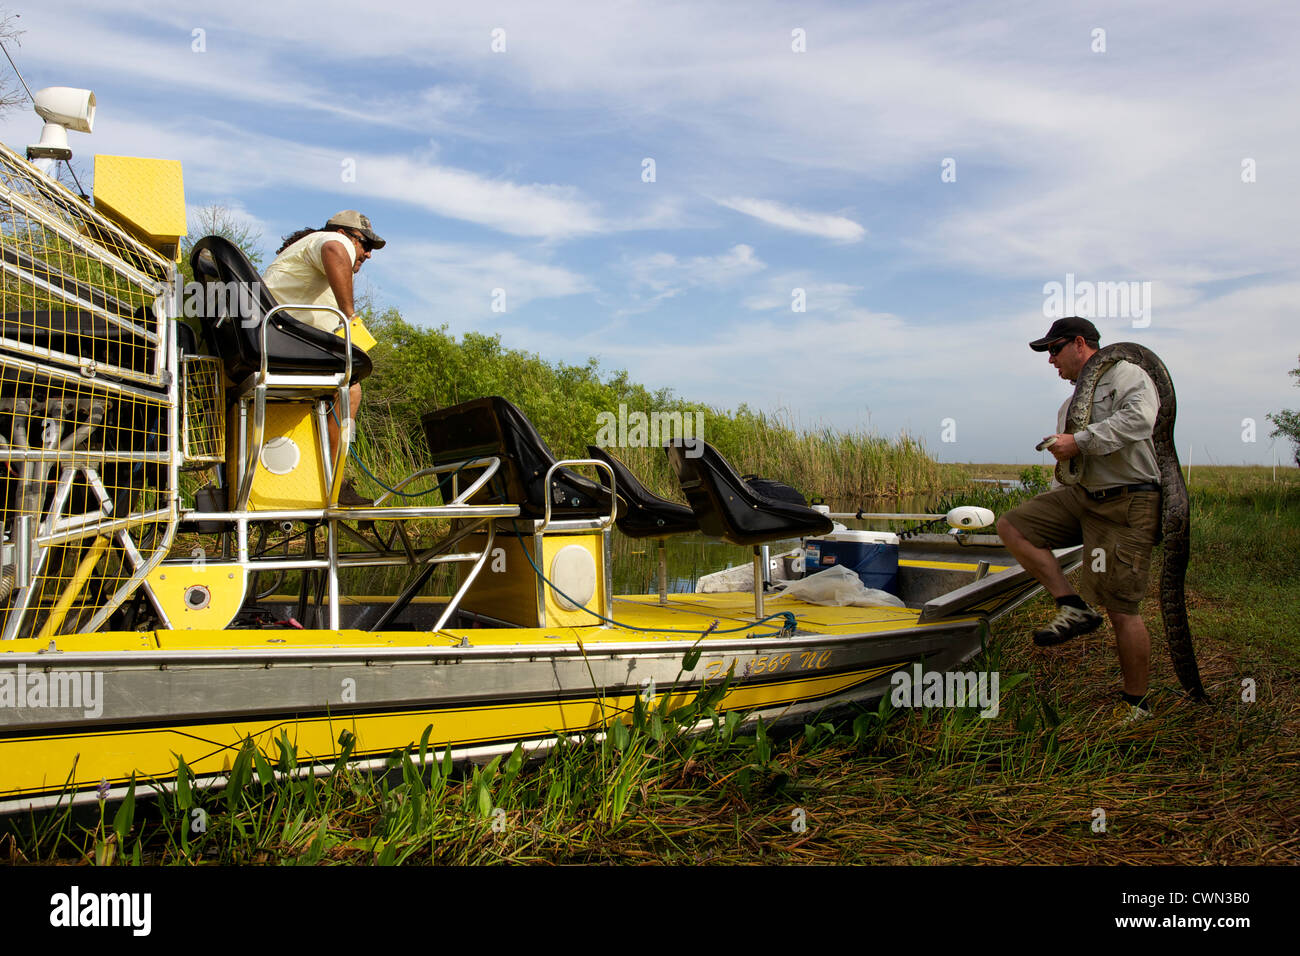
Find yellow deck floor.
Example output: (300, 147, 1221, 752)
(2, 591, 981, 656)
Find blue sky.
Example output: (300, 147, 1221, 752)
(4, 0, 1298, 466)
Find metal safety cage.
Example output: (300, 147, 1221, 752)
(179, 355, 225, 468)
(0, 144, 181, 639)
(0, 141, 172, 388)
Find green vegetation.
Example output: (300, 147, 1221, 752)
(1267, 355, 1300, 467)
(1183, 467, 1300, 663)
(178, 204, 265, 285)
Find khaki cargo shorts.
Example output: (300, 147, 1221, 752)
(1002, 486, 1161, 615)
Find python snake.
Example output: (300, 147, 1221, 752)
(1058, 342, 1205, 699)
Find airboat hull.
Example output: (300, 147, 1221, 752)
(0, 544, 1077, 813)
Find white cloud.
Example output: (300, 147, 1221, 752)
(21, 112, 608, 241)
(9, 7, 474, 134)
(626, 244, 764, 292)
(715, 197, 865, 242)
(614, 244, 765, 315)
(353, 155, 604, 238)
(375, 241, 592, 324)
(742, 278, 862, 313)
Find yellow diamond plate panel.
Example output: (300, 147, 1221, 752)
(232, 402, 329, 510)
(92, 154, 186, 258)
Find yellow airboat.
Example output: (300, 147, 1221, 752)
(0, 131, 1080, 813)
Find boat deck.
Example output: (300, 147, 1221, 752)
(6, 591, 955, 654)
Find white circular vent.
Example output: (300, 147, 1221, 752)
(260, 436, 300, 475)
(550, 545, 597, 611)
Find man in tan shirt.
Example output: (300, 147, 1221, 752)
(997, 317, 1162, 721)
(262, 211, 384, 506)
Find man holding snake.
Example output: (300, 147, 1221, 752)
(997, 317, 1162, 720)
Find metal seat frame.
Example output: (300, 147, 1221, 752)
(156, 301, 530, 632)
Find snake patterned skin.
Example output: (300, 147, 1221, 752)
(1058, 342, 1206, 699)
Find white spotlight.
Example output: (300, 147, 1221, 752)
(27, 86, 96, 161)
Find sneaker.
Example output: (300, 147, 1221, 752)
(1113, 701, 1152, 723)
(337, 479, 374, 508)
(1032, 602, 1104, 646)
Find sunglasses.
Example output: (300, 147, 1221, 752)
(1047, 338, 1074, 356)
(349, 231, 374, 253)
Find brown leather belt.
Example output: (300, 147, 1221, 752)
(1083, 482, 1161, 502)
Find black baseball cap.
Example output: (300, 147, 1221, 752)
(1030, 316, 1100, 351)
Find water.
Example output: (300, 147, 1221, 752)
(970, 478, 1025, 490)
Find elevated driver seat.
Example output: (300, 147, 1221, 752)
(189, 235, 372, 388)
(189, 235, 372, 511)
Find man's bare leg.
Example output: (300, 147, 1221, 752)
(1109, 610, 1151, 697)
(326, 383, 363, 464)
(997, 516, 1074, 598)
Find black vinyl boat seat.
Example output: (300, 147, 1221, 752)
(189, 235, 371, 390)
(585, 445, 698, 539)
(666, 439, 833, 546)
(421, 396, 613, 522)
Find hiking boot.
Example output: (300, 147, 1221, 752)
(1032, 602, 1104, 647)
(337, 478, 374, 508)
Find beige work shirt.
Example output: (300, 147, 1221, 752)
(1055, 359, 1161, 491)
(261, 231, 355, 333)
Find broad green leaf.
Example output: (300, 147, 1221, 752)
(418, 724, 433, 768)
(610, 719, 629, 753)
(504, 743, 524, 780)
(175, 755, 192, 811)
(226, 741, 253, 813)
(112, 773, 136, 848)
(277, 731, 298, 773)
(252, 746, 275, 787)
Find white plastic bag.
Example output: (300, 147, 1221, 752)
(773, 564, 905, 608)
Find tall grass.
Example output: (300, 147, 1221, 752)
(354, 309, 946, 503)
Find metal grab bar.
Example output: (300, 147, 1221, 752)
(373, 456, 503, 507)
(236, 302, 352, 511)
(256, 302, 353, 388)
(537, 459, 617, 534)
